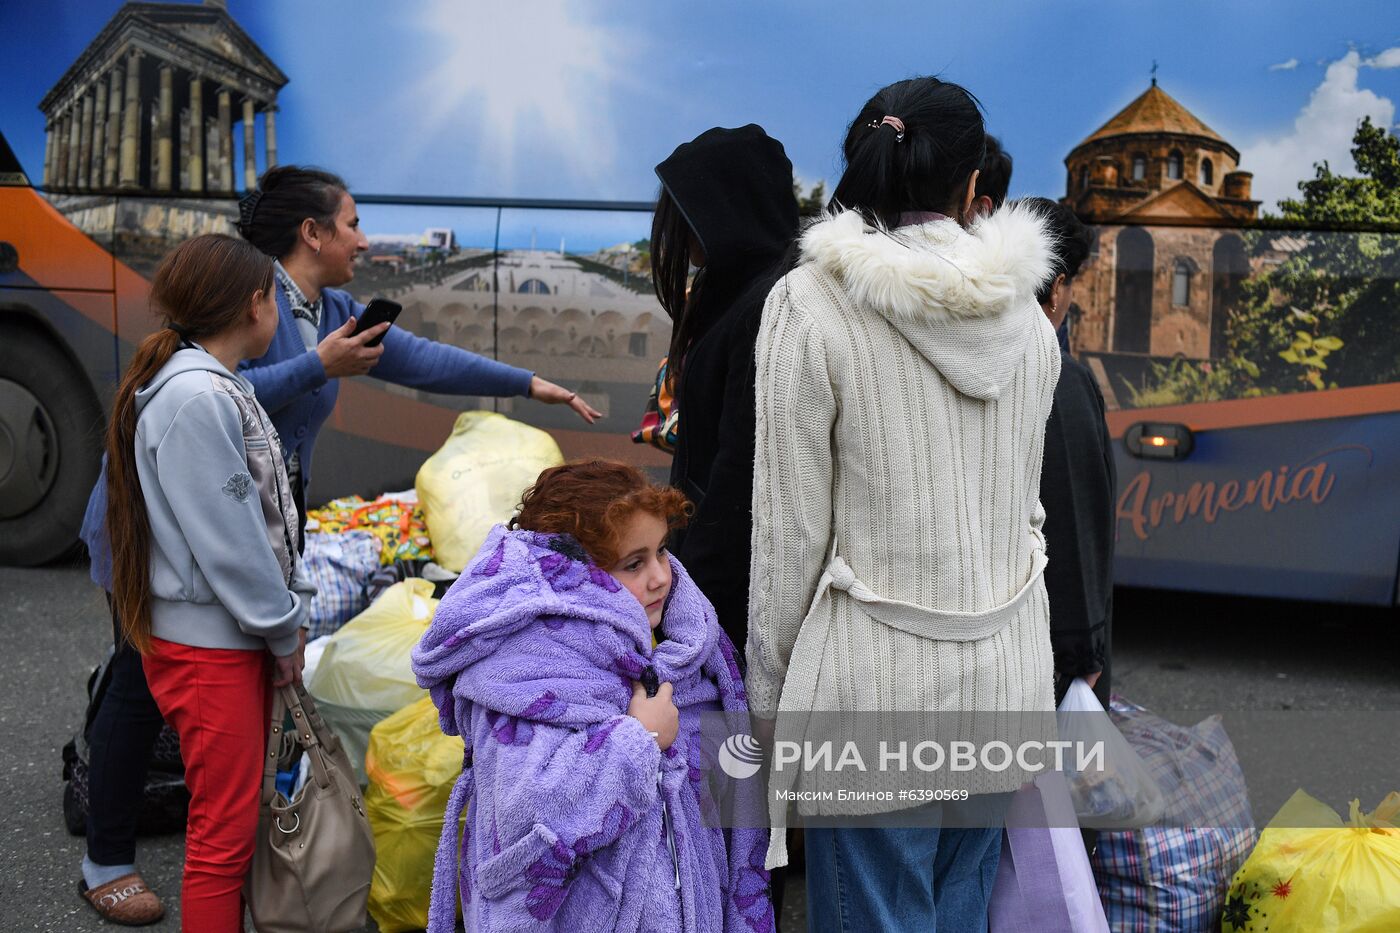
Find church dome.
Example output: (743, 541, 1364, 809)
(1077, 83, 1233, 154)
(1063, 81, 1253, 221)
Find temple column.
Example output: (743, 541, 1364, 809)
(187, 76, 204, 193)
(178, 108, 191, 189)
(91, 79, 108, 188)
(242, 96, 257, 189)
(42, 122, 55, 186)
(155, 63, 173, 191)
(77, 92, 94, 189)
(103, 67, 122, 187)
(65, 107, 81, 188)
(217, 87, 232, 191)
(60, 112, 74, 186)
(148, 108, 158, 181)
(264, 105, 277, 168)
(52, 114, 66, 187)
(118, 50, 142, 188)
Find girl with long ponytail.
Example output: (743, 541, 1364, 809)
(104, 234, 314, 932)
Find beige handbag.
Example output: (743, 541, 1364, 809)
(247, 683, 376, 933)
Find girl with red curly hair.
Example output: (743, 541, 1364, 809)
(512, 459, 694, 632)
(412, 460, 774, 933)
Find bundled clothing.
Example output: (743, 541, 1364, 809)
(1041, 352, 1115, 708)
(749, 205, 1061, 868)
(657, 125, 799, 654)
(412, 526, 774, 933)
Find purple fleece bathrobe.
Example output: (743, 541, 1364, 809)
(412, 525, 775, 933)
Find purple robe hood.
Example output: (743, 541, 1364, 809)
(412, 525, 774, 933)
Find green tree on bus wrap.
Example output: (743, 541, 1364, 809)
(1126, 117, 1400, 406)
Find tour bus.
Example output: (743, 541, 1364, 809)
(2, 130, 1396, 606)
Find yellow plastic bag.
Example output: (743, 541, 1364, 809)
(415, 411, 563, 573)
(308, 579, 437, 712)
(365, 696, 466, 933)
(1222, 789, 1400, 932)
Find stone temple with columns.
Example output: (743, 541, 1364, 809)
(39, 0, 285, 195)
(35, 1, 286, 273)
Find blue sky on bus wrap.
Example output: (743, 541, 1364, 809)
(3, 0, 1400, 251)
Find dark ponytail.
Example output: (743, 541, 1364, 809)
(830, 77, 987, 229)
(237, 164, 347, 259)
(107, 234, 274, 651)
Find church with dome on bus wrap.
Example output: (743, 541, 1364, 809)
(1060, 80, 1263, 409)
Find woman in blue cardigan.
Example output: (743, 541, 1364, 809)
(235, 164, 601, 523)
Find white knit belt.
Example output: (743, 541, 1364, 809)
(762, 543, 1049, 870)
(821, 547, 1048, 641)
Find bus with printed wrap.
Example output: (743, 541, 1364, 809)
(2, 129, 1397, 605)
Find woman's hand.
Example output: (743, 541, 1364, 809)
(529, 375, 602, 425)
(316, 317, 388, 378)
(272, 628, 308, 687)
(628, 681, 679, 750)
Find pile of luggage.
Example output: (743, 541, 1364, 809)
(1005, 686, 1400, 932)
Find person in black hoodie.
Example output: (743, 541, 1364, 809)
(651, 125, 799, 656)
(1019, 197, 1114, 710)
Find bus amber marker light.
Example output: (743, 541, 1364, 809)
(1125, 422, 1194, 461)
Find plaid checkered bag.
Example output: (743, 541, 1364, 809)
(1090, 698, 1257, 933)
(304, 531, 383, 639)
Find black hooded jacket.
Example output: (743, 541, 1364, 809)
(654, 125, 799, 655)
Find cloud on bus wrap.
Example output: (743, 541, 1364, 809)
(391, 0, 636, 196)
(1242, 48, 1400, 211)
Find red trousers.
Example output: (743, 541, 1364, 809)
(144, 638, 270, 933)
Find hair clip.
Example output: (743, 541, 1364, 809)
(868, 115, 906, 142)
(238, 189, 263, 227)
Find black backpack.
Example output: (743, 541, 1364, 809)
(60, 654, 189, 836)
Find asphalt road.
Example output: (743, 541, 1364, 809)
(2, 561, 1395, 932)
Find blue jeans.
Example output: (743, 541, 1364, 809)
(804, 799, 1008, 933)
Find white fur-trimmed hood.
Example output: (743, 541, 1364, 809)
(799, 201, 1054, 321)
(797, 202, 1056, 401)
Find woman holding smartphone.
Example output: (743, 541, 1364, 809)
(235, 164, 601, 531)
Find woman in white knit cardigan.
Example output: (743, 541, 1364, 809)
(747, 77, 1059, 931)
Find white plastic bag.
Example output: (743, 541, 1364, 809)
(1056, 678, 1164, 828)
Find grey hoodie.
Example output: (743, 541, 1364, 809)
(133, 345, 314, 656)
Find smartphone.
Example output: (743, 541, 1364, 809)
(351, 298, 402, 348)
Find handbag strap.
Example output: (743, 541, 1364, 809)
(261, 686, 291, 806)
(280, 684, 324, 752)
(290, 684, 342, 755)
(261, 683, 336, 805)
